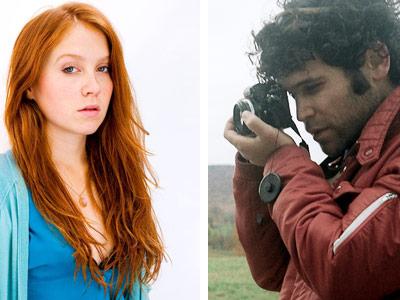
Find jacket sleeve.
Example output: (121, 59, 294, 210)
(0, 152, 29, 300)
(0, 196, 13, 300)
(233, 153, 289, 291)
(267, 145, 400, 300)
(128, 280, 150, 300)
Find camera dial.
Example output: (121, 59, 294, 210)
(233, 81, 292, 136)
(233, 98, 255, 135)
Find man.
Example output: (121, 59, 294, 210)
(224, 0, 400, 299)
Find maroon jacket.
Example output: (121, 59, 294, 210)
(233, 87, 400, 299)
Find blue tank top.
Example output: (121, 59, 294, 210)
(28, 192, 125, 299)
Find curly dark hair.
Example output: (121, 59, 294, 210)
(253, 0, 400, 93)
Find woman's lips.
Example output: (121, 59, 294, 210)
(78, 105, 100, 117)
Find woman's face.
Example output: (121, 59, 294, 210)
(28, 22, 113, 138)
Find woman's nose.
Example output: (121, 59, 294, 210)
(81, 72, 101, 97)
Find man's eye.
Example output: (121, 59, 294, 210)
(303, 83, 322, 95)
(98, 66, 110, 73)
(63, 66, 78, 73)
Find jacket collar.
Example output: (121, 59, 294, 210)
(356, 86, 400, 165)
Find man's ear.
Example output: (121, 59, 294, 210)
(362, 42, 391, 82)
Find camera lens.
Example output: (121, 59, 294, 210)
(233, 99, 255, 135)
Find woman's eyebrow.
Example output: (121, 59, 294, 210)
(55, 53, 110, 63)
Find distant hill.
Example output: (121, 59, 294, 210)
(208, 165, 235, 218)
(208, 165, 235, 203)
(208, 164, 243, 253)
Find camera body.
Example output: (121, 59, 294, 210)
(233, 80, 293, 136)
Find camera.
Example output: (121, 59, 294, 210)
(233, 79, 293, 136)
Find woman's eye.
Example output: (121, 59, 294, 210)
(98, 66, 110, 73)
(63, 66, 78, 73)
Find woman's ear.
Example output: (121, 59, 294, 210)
(362, 42, 391, 82)
(26, 87, 35, 100)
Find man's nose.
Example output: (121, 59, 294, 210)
(296, 97, 315, 122)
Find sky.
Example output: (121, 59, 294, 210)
(208, 1, 326, 166)
(0, 0, 200, 299)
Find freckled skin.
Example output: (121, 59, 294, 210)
(27, 22, 115, 263)
(29, 22, 113, 138)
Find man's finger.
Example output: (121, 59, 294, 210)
(224, 117, 235, 132)
(224, 119, 261, 152)
(223, 118, 237, 142)
(241, 111, 276, 139)
(224, 126, 253, 148)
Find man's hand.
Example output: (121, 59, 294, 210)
(224, 111, 295, 166)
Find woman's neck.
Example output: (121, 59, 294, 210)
(47, 127, 88, 171)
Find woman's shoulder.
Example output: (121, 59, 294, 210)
(0, 150, 21, 205)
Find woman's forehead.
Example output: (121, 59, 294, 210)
(47, 22, 110, 64)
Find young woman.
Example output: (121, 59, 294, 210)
(0, 2, 164, 299)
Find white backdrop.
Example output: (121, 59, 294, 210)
(0, 1, 200, 299)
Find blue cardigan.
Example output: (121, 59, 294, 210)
(0, 150, 149, 300)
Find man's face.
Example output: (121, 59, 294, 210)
(280, 58, 380, 157)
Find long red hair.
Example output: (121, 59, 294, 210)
(5, 2, 163, 296)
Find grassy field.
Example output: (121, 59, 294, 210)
(209, 251, 279, 300)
